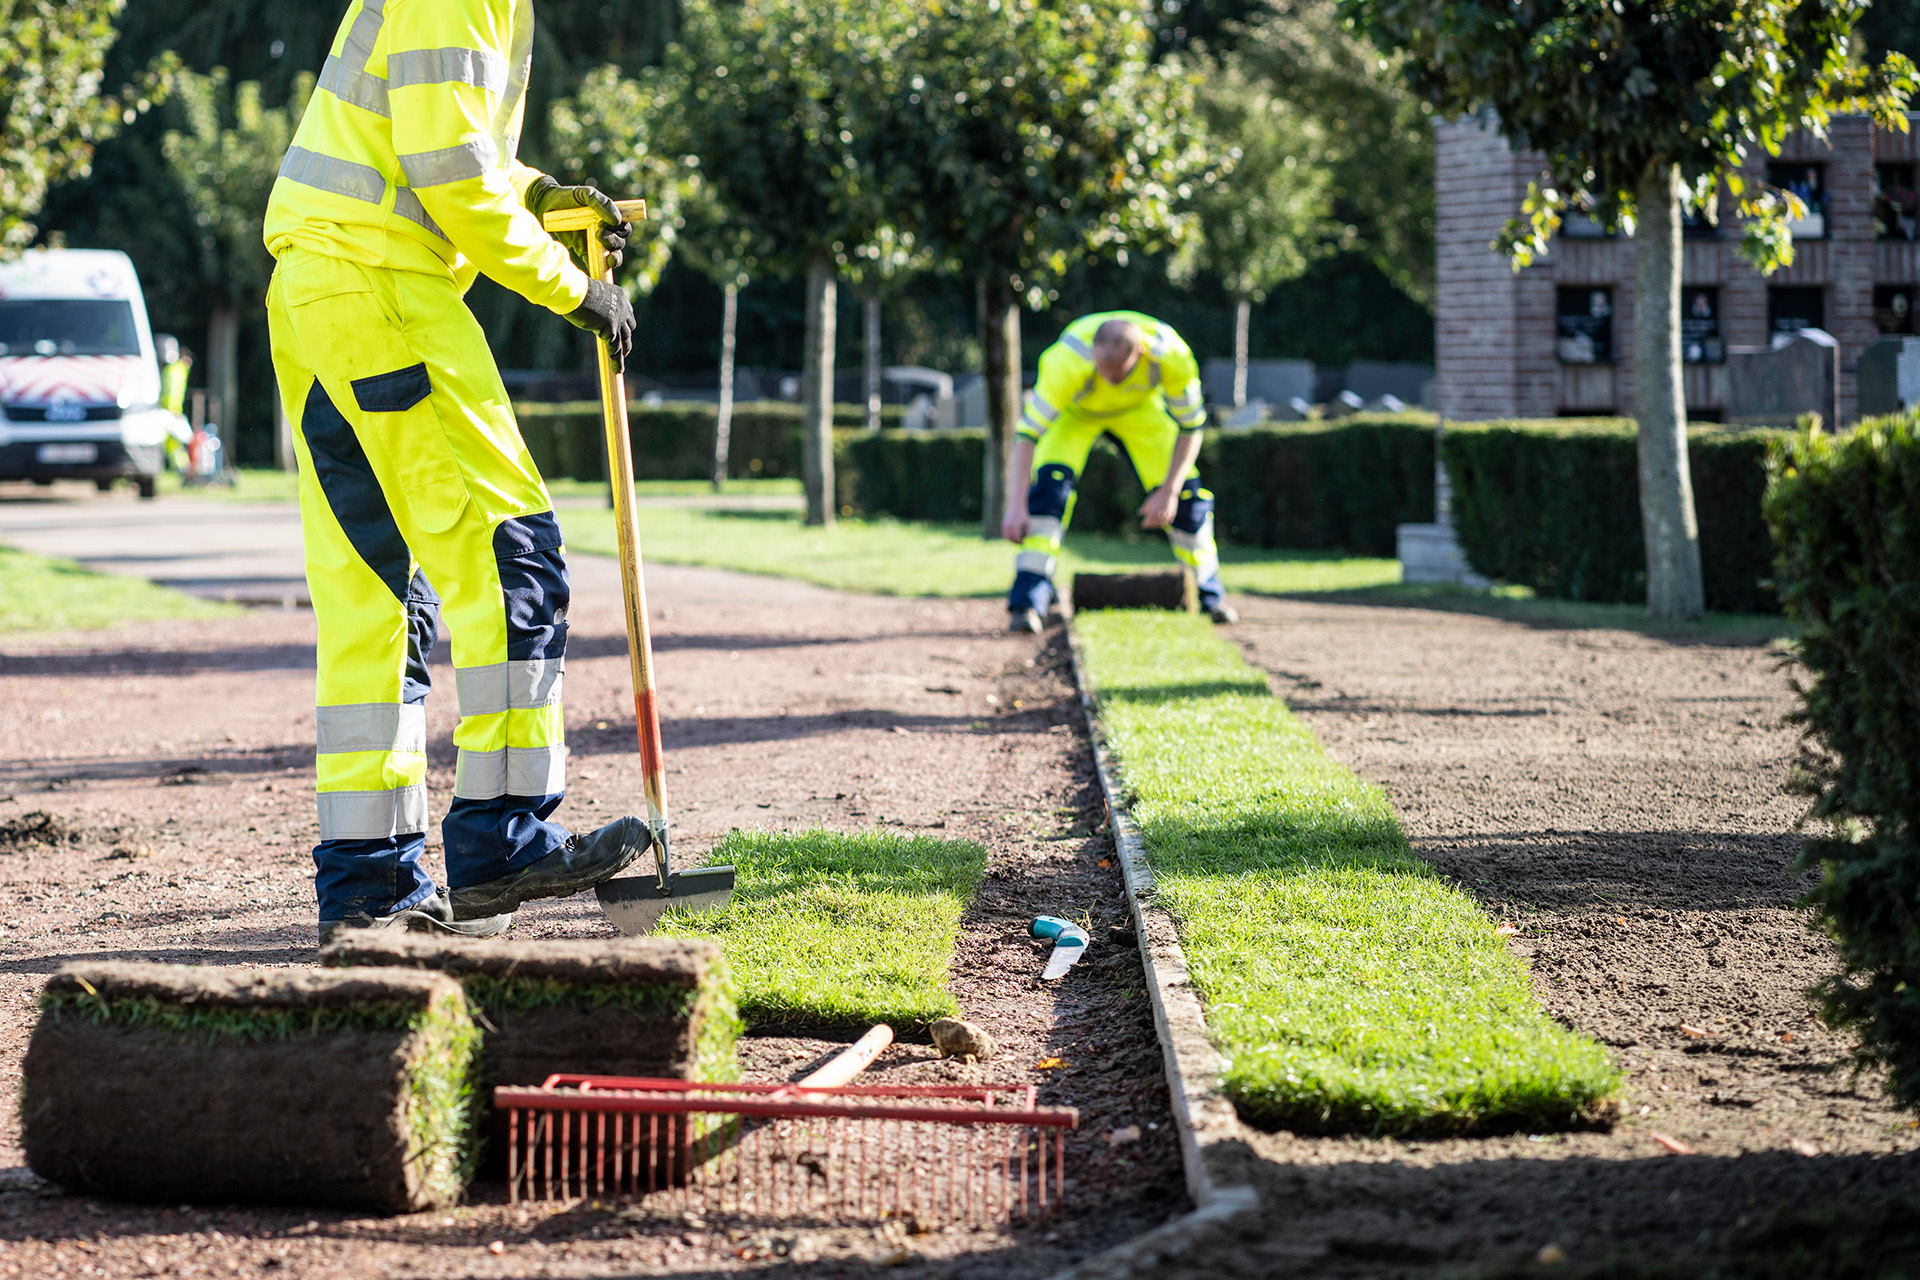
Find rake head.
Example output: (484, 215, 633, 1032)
(494, 1074, 1078, 1227)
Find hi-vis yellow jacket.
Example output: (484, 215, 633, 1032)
(1017, 311, 1207, 443)
(263, 0, 590, 316)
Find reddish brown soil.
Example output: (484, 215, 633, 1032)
(0, 557, 1179, 1277)
(1126, 595, 1920, 1278)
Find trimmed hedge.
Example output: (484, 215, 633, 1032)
(514, 400, 904, 483)
(842, 414, 1436, 554)
(1444, 418, 1781, 614)
(1765, 413, 1920, 1110)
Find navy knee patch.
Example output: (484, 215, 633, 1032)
(1028, 463, 1076, 518)
(494, 512, 569, 661)
(301, 379, 410, 602)
(1172, 481, 1213, 534)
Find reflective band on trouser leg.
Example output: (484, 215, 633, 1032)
(1168, 483, 1225, 609)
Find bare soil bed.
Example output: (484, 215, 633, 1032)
(0, 556, 1179, 1277)
(1128, 594, 1920, 1278)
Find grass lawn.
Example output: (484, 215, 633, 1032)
(1075, 610, 1622, 1134)
(559, 504, 1400, 599)
(0, 544, 237, 633)
(159, 468, 801, 505)
(656, 827, 986, 1032)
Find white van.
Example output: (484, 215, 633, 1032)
(0, 249, 189, 499)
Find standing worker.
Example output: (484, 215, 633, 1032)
(264, 0, 648, 943)
(1001, 312, 1236, 632)
(154, 334, 193, 474)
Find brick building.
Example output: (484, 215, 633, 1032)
(1435, 111, 1920, 425)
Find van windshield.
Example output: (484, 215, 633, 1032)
(0, 300, 141, 356)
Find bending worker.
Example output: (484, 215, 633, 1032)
(1001, 312, 1235, 632)
(263, 0, 646, 943)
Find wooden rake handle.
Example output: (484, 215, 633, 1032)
(541, 199, 670, 875)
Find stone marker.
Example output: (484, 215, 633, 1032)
(321, 934, 738, 1165)
(23, 963, 477, 1213)
(1070, 570, 1197, 614)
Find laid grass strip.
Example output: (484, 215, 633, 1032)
(560, 505, 1399, 599)
(657, 828, 985, 1032)
(1075, 611, 1621, 1134)
(0, 543, 236, 633)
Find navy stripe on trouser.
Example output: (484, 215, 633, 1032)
(299, 379, 570, 919)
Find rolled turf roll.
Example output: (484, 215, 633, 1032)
(321, 934, 740, 1170)
(1070, 569, 1197, 613)
(23, 963, 478, 1213)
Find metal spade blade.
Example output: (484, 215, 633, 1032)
(595, 865, 737, 936)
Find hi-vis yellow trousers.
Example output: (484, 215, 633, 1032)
(267, 248, 570, 921)
(1008, 406, 1224, 616)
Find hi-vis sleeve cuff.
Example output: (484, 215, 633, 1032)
(1019, 389, 1060, 441)
(1165, 382, 1207, 431)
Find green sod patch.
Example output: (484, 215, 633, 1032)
(460, 973, 743, 1084)
(657, 828, 985, 1033)
(559, 505, 1399, 599)
(0, 544, 236, 633)
(1074, 611, 1621, 1134)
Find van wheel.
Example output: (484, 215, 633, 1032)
(137, 477, 156, 500)
(96, 479, 115, 492)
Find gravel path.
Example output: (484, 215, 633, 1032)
(0, 548, 1179, 1277)
(1127, 594, 1920, 1278)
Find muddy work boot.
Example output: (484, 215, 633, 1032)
(448, 815, 651, 921)
(317, 891, 512, 948)
(1008, 607, 1043, 634)
(1208, 603, 1239, 625)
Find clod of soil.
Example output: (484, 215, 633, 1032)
(930, 1017, 997, 1062)
(22, 962, 475, 1213)
(0, 809, 84, 851)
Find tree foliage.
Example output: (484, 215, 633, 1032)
(0, 0, 157, 257)
(162, 66, 303, 307)
(1345, 0, 1917, 271)
(1173, 56, 1331, 303)
(546, 65, 690, 295)
(1233, 0, 1435, 304)
(887, 0, 1211, 309)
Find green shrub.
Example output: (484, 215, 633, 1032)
(513, 400, 903, 483)
(1444, 419, 1780, 613)
(1766, 414, 1920, 1110)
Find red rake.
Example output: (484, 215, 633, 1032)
(495, 1028, 1079, 1226)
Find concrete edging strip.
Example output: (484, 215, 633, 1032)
(1052, 623, 1258, 1279)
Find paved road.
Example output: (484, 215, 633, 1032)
(0, 480, 798, 605)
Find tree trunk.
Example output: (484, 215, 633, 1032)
(207, 302, 239, 449)
(711, 279, 738, 491)
(1233, 295, 1251, 410)
(800, 252, 836, 527)
(1633, 163, 1705, 620)
(864, 294, 882, 432)
(976, 273, 1021, 539)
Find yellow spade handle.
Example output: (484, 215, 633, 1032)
(540, 198, 669, 869)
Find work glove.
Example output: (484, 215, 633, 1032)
(565, 278, 637, 371)
(524, 175, 631, 274)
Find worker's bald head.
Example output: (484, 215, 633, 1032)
(1092, 320, 1143, 384)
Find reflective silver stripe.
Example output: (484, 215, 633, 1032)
(492, 0, 534, 164)
(454, 744, 567, 800)
(1024, 391, 1061, 423)
(317, 784, 428, 840)
(399, 137, 499, 188)
(455, 658, 565, 716)
(1147, 362, 1162, 389)
(1165, 391, 1201, 409)
(278, 145, 385, 204)
(315, 703, 426, 755)
(1061, 332, 1093, 360)
(392, 188, 449, 240)
(1027, 515, 1064, 542)
(1015, 550, 1056, 577)
(389, 46, 509, 93)
(1144, 328, 1170, 356)
(1165, 527, 1202, 551)
(317, 53, 390, 116)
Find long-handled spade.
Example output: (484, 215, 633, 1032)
(541, 199, 735, 934)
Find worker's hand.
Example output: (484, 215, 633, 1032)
(565, 278, 636, 370)
(525, 176, 632, 274)
(1138, 483, 1179, 531)
(1001, 508, 1029, 544)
